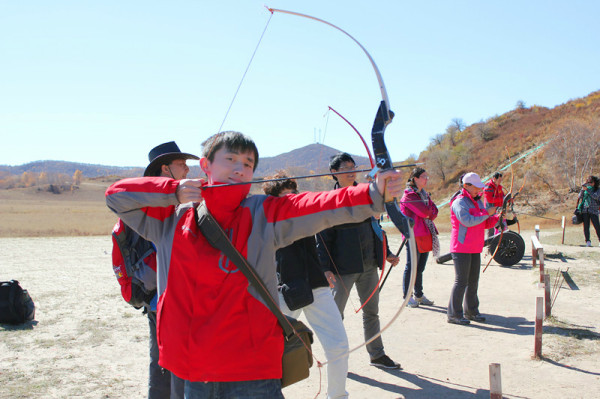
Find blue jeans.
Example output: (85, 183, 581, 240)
(184, 379, 284, 399)
(403, 249, 429, 298)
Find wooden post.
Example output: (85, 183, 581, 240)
(544, 273, 551, 318)
(531, 236, 537, 268)
(535, 225, 540, 240)
(561, 216, 566, 244)
(489, 363, 502, 399)
(533, 297, 543, 359)
(539, 247, 545, 283)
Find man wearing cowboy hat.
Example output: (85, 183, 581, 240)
(111, 141, 198, 399)
(144, 141, 200, 179)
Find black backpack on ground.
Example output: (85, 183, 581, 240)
(0, 280, 36, 324)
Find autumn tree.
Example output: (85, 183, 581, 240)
(73, 170, 83, 186)
(427, 148, 452, 182)
(430, 134, 444, 147)
(450, 118, 466, 132)
(21, 172, 36, 187)
(446, 125, 458, 146)
(546, 118, 600, 192)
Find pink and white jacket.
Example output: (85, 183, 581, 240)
(450, 189, 499, 253)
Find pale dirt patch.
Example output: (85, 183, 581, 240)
(1, 229, 598, 399)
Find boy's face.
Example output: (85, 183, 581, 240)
(201, 147, 255, 184)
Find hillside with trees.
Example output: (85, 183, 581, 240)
(417, 90, 600, 218)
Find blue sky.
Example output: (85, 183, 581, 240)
(2, 1, 599, 167)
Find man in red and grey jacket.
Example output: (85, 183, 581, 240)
(105, 131, 405, 398)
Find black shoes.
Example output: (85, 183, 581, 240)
(447, 316, 470, 325)
(370, 355, 401, 369)
(465, 313, 486, 322)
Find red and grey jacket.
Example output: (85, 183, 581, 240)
(105, 177, 384, 382)
(483, 181, 504, 208)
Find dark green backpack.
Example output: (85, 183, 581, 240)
(0, 280, 35, 324)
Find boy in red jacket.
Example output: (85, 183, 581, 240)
(106, 131, 404, 398)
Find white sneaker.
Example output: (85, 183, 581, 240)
(407, 296, 419, 308)
(586, 241, 592, 247)
(416, 295, 434, 306)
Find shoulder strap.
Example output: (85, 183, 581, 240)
(195, 203, 294, 338)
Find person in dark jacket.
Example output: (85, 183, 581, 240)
(263, 174, 349, 399)
(316, 153, 400, 370)
(577, 175, 600, 246)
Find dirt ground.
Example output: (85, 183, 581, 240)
(1, 228, 599, 399)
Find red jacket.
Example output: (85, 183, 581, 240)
(106, 177, 384, 382)
(483, 181, 504, 208)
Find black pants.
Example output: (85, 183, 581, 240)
(448, 253, 481, 318)
(582, 213, 600, 242)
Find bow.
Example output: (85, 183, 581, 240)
(266, 6, 418, 365)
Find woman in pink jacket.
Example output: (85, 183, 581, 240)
(447, 173, 499, 325)
(399, 167, 439, 308)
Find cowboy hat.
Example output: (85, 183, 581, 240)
(144, 141, 199, 177)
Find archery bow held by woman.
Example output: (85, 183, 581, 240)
(447, 173, 499, 326)
(399, 167, 439, 308)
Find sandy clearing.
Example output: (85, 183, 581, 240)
(1, 230, 598, 399)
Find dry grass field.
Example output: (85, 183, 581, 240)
(0, 180, 117, 237)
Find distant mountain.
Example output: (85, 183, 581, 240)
(253, 143, 371, 178)
(0, 160, 144, 178)
(0, 143, 371, 179)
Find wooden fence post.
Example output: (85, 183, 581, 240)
(533, 297, 543, 359)
(561, 216, 566, 244)
(531, 235, 545, 282)
(544, 273, 551, 318)
(489, 363, 502, 399)
(538, 247, 545, 283)
(531, 236, 536, 268)
(535, 225, 540, 240)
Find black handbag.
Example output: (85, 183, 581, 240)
(572, 210, 583, 225)
(196, 204, 313, 388)
(280, 277, 314, 311)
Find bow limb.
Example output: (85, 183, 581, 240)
(327, 106, 375, 168)
(266, 6, 417, 365)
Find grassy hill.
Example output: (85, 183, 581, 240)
(416, 90, 600, 224)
